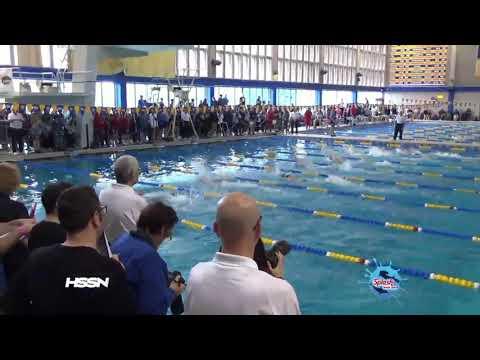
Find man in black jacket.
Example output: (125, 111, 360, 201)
(6, 186, 135, 315)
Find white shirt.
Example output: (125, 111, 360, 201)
(184, 252, 301, 315)
(8, 112, 24, 129)
(395, 114, 406, 125)
(181, 112, 191, 123)
(149, 114, 158, 128)
(99, 183, 148, 243)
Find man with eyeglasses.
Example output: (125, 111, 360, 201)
(5, 186, 135, 315)
(112, 201, 186, 315)
(184, 192, 300, 315)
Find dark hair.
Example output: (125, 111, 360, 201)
(42, 182, 73, 214)
(137, 201, 179, 235)
(57, 186, 100, 234)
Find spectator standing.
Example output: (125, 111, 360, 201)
(30, 105, 43, 152)
(138, 95, 148, 109)
(99, 155, 148, 244)
(304, 107, 313, 130)
(7, 107, 25, 153)
(77, 106, 93, 149)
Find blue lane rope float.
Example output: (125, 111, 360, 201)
(136, 180, 479, 244)
(179, 218, 480, 290)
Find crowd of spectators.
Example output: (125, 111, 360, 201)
(0, 97, 477, 154)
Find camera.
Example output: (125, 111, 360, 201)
(168, 270, 185, 315)
(168, 270, 186, 285)
(265, 240, 291, 269)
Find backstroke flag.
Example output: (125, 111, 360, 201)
(476, 46, 480, 78)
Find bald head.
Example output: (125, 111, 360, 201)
(215, 192, 261, 257)
(114, 155, 140, 185)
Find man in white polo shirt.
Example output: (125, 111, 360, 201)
(7, 108, 25, 153)
(184, 192, 301, 315)
(99, 155, 148, 243)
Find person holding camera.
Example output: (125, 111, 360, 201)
(111, 201, 186, 315)
(185, 192, 300, 315)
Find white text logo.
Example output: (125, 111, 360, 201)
(65, 277, 110, 288)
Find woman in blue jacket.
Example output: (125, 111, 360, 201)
(111, 201, 185, 315)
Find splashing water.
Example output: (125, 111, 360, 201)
(432, 152, 462, 159)
(338, 160, 352, 171)
(368, 147, 391, 157)
(375, 160, 392, 167)
(325, 175, 353, 187)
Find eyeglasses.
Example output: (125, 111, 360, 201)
(97, 205, 108, 217)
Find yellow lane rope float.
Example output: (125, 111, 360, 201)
(424, 203, 457, 210)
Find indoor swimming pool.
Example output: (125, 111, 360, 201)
(14, 136, 480, 314)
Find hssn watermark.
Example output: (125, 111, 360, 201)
(65, 277, 110, 288)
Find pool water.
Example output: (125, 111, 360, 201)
(332, 121, 480, 144)
(16, 136, 480, 314)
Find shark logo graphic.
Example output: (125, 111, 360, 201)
(360, 259, 406, 301)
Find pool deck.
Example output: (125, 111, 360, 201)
(0, 134, 276, 162)
(1, 120, 479, 162)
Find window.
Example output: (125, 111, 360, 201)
(188, 49, 197, 76)
(291, 62, 296, 82)
(177, 49, 187, 76)
(95, 82, 102, 107)
(279, 45, 284, 59)
(127, 83, 136, 108)
(95, 81, 115, 108)
(234, 54, 241, 79)
(285, 45, 291, 59)
(259, 58, 265, 80)
(199, 50, 207, 77)
(266, 58, 272, 81)
(216, 51, 224, 78)
(266, 45, 272, 57)
(0, 45, 11, 65)
(242, 45, 250, 54)
(242, 55, 249, 80)
(279, 60, 284, 81)
(251, 57, 257, 80)
(284, 60, 292, 81)
(225, 53, 233, 78)
(297, 89, 316, 106)
(41, 45, 51, 68)
(259, 45, 265, 56)
(52, 45, 69, 69)
(251, 45, 258, 56)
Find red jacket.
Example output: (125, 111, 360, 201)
(351, 106, 357, 116)
(266, 109, 275, 123)
(93, 113, 105, 129)
(304, 110, 312, 124)
(120, 114, 129, 131)
(110, 114, 120, 130)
